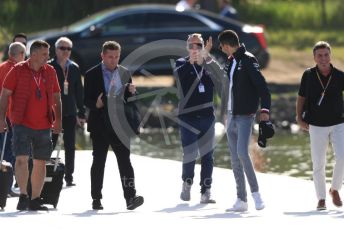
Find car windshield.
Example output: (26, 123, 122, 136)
(68, 9, 115, 32)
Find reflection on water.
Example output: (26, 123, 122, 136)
(75, 128, 335, 180)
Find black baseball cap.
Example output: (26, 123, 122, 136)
(258, 121, 275, 148)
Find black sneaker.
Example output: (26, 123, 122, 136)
(66, 181, 76, 187)
(29, 198, 48, 211)
(16, 194, 29, 211)
(126, 195, 144, 210)
(92, 199, 103, 210)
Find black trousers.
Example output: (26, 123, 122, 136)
(90, 128, 136, 201)
(52, 115, 76, 183)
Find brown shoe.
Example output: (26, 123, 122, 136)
(317, 199, 326, 210)
(329, 189, 343, 207)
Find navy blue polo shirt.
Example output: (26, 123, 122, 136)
(174, 57, 214, 118)
(298, 65, 344, 126)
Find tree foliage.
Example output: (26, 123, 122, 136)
(1, 0, 343, 46)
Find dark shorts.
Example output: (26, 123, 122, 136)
(12, 125, 52, 160)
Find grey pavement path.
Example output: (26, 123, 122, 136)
(1, 151, 343, 229)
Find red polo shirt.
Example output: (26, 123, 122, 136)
(0, 58, 17, 119)
(3, 60, 60, 130)
(0, 58, 16, 87)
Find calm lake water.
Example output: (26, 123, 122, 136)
(75, 127, 335, 181)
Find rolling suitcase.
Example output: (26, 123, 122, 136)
(40, 134, 65, 208)
(0, 132, 13, 210)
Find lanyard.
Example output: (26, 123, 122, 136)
(315, 70, 332, 106)
(63, 64, 69, 82)
(315, 70, 332, 95)
(32, 71, 41, 88)
(192, 64, 204, 81)
(31, 70, 42, 100)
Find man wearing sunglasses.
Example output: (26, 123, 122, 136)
(48, 37, 86, 187)
(174, 33, 222, 204)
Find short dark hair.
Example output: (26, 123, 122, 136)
(13, 33, 27, 42)
(313, 41, 331, 56)
(102, 41, 121, 53)
(30, 40, 50, 54)
(218, 30, 240, 47)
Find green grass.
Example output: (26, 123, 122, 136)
(237, 0, 344, 30)
(235, 1, 344, 47)
(266, 29, 344, 49)
(269, 45, 344, 65)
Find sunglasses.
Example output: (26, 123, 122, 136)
(58, 46, 72, 51)
(188, 43, 203, 50)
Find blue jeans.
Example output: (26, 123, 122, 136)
(179, 115, 215, 194)
(226, 113, 259, 202)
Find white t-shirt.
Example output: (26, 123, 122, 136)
(176, 0, 192, 11)
(228, 58, 237, 112)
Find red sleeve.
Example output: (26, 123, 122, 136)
(0, 63, 9, 89)
(3, 67, 18, 91)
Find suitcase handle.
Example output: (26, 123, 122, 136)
(0, 132, 8, 164)
(53, 133, 63, 172)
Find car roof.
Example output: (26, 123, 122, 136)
(68, 4, 246, 32)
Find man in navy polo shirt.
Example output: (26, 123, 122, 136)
(174, 33, 219, 204)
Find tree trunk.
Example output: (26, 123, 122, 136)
(321, 0, 327, 27)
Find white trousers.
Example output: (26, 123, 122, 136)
(309, 123, 344, 200)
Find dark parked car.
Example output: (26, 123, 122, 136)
(27, 4, 269, 74)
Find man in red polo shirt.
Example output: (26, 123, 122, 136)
(0, 42, 26, 85)
(0, 41, 26, 197)
(0, 40, 62, 211)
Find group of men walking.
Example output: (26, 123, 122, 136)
(0, 28, 343, 212)
(0, 36, 143, 211)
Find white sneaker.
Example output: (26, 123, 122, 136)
(226, 198, 248, 212)
(200, 189, 216, 204)
(252, 192, 265, 210)
(180, 182, 191, 201)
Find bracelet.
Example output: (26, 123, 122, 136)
(260, 109, 270, 114)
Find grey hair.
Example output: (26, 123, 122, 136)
(55, 37, 73, 48)
(8, 42, 26, 57)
